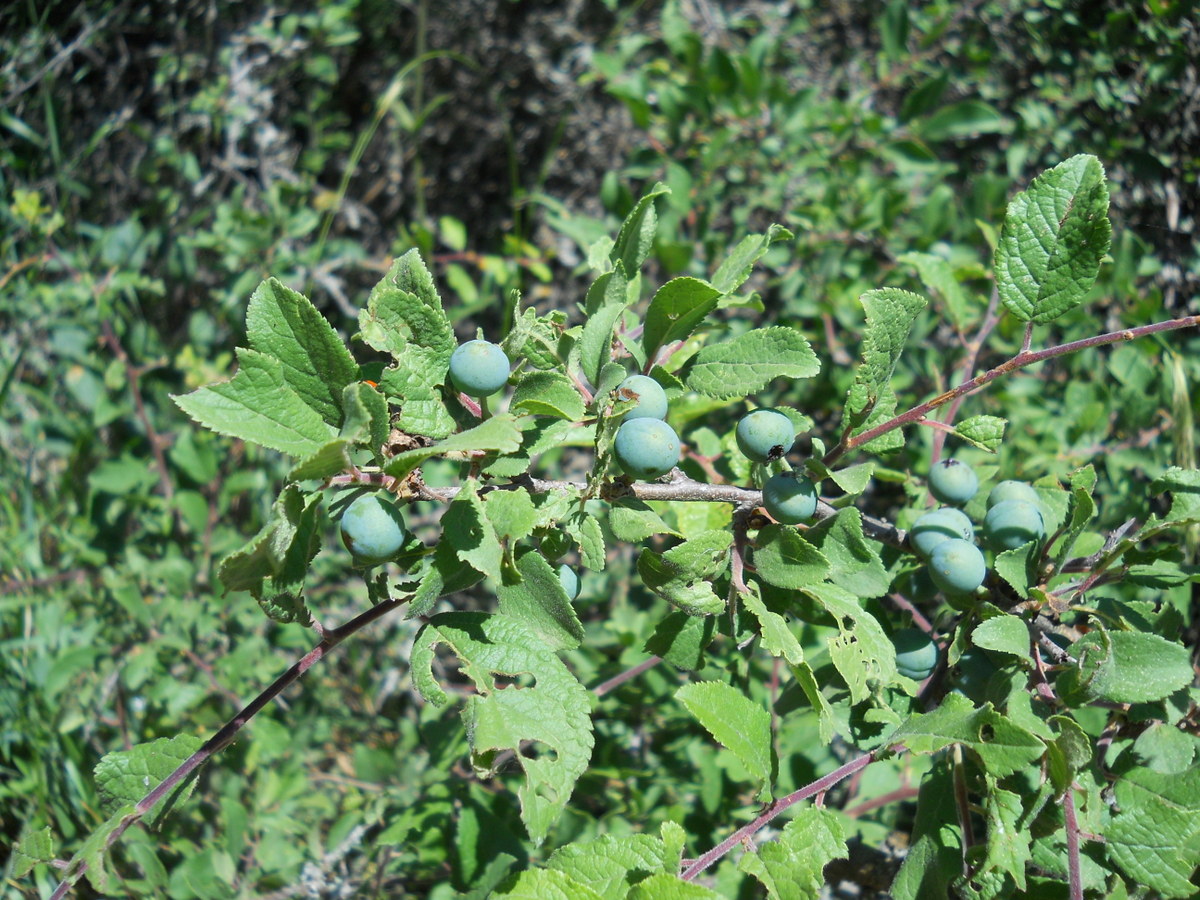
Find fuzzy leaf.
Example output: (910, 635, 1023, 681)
(637, 531, 731, 616)
(1070, 629, 1193, 704)
(953, 415, 1008, 453)
(547, 834, 666, 900)
(711, 224, 794, 295)
(844, 288, 928, 423)
(752, 525, 832, 590)
(377, 345, 457, 439)
(357, 249, 455, 357)
(94, 735, 203, 826)
(889, 693, 1045, 778)
(12, 826, 56, 878)
(642, 276, 723, 363)
(739, 807, 847, 900)
(383, 415, 523, 479)
(677, 681, 772, 787)
(994, 154, 1111, 323)
(492, 868, 605, 900)
(496, 550, 585, 652)
(611, 183, 669, 276)
(511, 371, 587, 421)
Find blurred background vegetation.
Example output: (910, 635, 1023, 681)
(3, 1, 1198, 897)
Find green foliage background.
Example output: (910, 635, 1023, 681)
(3, 1, 1199, 897)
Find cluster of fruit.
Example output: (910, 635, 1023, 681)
(911, 459, 1046, 597)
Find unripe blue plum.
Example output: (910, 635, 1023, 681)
(983, 499, 1045, 551)
(910, 507, 974, 558)
(927, 538, 987, 596)
(735, 409, 795, 463)
(928, 459, 979, 506)
(892, 628, 940, 681)
(558, 563, 580, 600)
(340, 493, 409, 566)
(448, 340, 510, 397)
(614, 418, 681, 479)
(616, 374, 669, 420)
(762, 471, 817, 524)
(987, 480, 1040, 509)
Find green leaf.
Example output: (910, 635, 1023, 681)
(843, 288, 928, 424)
(739, 807, 847, 900)
(609, 499, 682, 542)
(889, 693, 1046, 777)
(789, 662, 837, 744)
(891, 759, 961, 900)
(644, 611, 717, 671)
(357, 249, 455, 357)
(511, 371, 587, 421)
(898, 251, 969, 327)
(684, 327, 820, 400)
(383, 414, 523, 479)
(953, 415, 1007, 453)
(1151, 467, 1200, 526)
(377, 345, 457, 439)
(636, 531, 731, 616)
(12, 825, 56, 878)
(611, 182, 669, 276)
(829, 462, 875, 496)
(565, 509, 606, 571)
(1070, 629, 1193, 704)
(710, 224, 794, 295)
(579, 267, 629, 386)
(245, 278, 358, 425)
(642, 276, 722, 363)
(752, 525, 832, 590)
(742, 585, 804, 665)
(627, 873, 723, 900)
(972, 615, 1030, 660)
(993, 541, 1039, 598)
(496, 550, 584, 652)
(804, 508, 891, 599)
(407, 538, 484, 618)
(806, 583, 896, 704)
(917, 99, 1011, 142)
(994, 154, 1112, 324)
(492, 868, 605, 900)
(981, 782, 1032, 890)
(1046, 715, 1093, 796)
(547, 834, 666, 900)
(173, 348, 337, 456)
(411, 612, 594, 844)
(677, 680, 772, 786)
(1108, 767, 1200, 898)
(442, 484, 504, 584)
(94, 734, 203, 825)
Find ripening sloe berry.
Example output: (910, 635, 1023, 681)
(616, 374, 669, 421)
(735, 409, 795, 463)
(910, 507, 974, 558)
(614, 418, 681, 479)
(928, 459, 979, 506)
(892, 628, 940, 681)
(983, 499, 1045, 552)
(558, 563, 581, 600)
(448, 339, 510, 397)
(986, 480, 1040, 509)
(927, 538, 987, 596)
(761, 471, 818, 524)
(340, 493, 409, 567)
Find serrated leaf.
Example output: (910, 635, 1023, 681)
(94, 735, 203, 826)
(173, 348, 336, 456)
(1046, 715, 1092, 796)
(742, 585, 804, 665)
(411, 612, 594, 844)
(442, 484, 504, 584)
(953, 415, 1007, 453)
(357, 249, 455, 357)
(685, 327, 820, 399)
(245, 278, 358, 425)
(377, 345, 457, 439)
(383, 415, 523, 479)
(710, 224, 794, 295)
(511, 371, 587, 420)
(899, 250, 970, 327)
(579, 267, 629, 387)
(636, 531, 731, 615)
(891, 759, 961, 900)
(1071, 629, 1193, 704)
(789, 662, 837, 744)
(628, 873, 723, 900)
(642, 277, 723, 363)
(844, 288, 928, 423)
(609, 499, 682, 542)
(889, 693, 1045, 777)
(804, 508, 891, 599)
(496, 550, 584, 652)
(752, 525, 831, 590)
(994, 154, 1112, 324)
(217, 484, 321, 600)
(644, 611, 717, 671)
(546, 834, 666, 900)
(972, 615, 1030, 660)
(484, 487, 538, 543)
(1151, 466, 1200, 527)
(492, 868, 605, 900)
(739, 807, 847, 900)
(981, 783, 1032, 890)
(12, 825, 56, 878)
(565, 509, 606, 571)
(993, 541, 1039, 598)
(406, 538, 484, 618)
(1108, 767, 1200, 898)
(829, 462, 874, 495)
(677, 681, 772, 787)
(847, 384, 907, 454)
(611, 183, 669, 276)
(805, 583, 896, 704)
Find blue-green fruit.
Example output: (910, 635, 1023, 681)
(928, 459, 979, 506)
(987, 480, 1040, 509)
(617, 374, 669, 420)
(910, 507, 974, 558)
(735, 409, 796, 463)
(448, 339, 510, 396)
(558, 563, 580, 600)
(614, 418, 681, 479)
(927, 538, 987, 596)
(762, 471, 818, 524)
(983, 499, 1045, 551)
(340, 493, 409, 566)
(893, 628, 940, 681)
